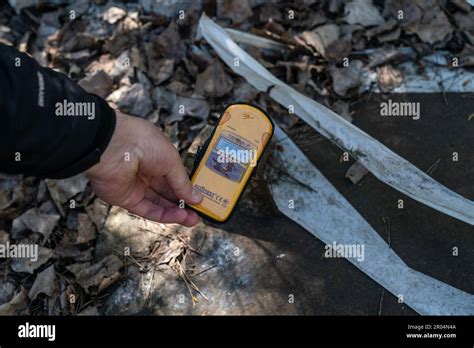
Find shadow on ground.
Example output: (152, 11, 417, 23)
(104, 93, 473, 315)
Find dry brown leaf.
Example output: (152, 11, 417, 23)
(217, 0, 253, 24)
(169, 95, 210, 124)
(164, 122, 180, 148)
(158, 239, 185, 265)
(78, 70, 113, 98)
(344, 0, 384, 27)
(61, 33, 98, 53)
(233, 78, 259, 101)
(259, 2, 283, 22)
(0, 230, 9, 244)
(85, 198, 109, 230)
(46, 174, 89, 215)
(113, 83, 153, 118)
(326, 39, 352, 61)
(405, 12, 453, 44)
(366, 18, 397, 39)
(377, 28, 401, 43)
(0, 174, 22, 211)
(77, 213, 96, 244)
(166, 80, 189, 95)
(154, 21, 185, 59)
(377, 65, 403, 92)
(329, 60, 364, 96)
(0, 174, 32, 219)
(382, 0, 422, 26)
(104, 31, 133, 56)
(185, 124, 214, 169)
(103, 5, 127, 24)
(148, 58, 175, 85)
(86, 54, 115, 75)
(299, 24, 340, 58)
(0, 279, 17, 305)
(56, 247, 93, 262)
(66, 254, 123, 294)
(453, 12, 474, 45)
(152, 86, 177, 112)
(10, 203, 60, 243)
(141, 0, 197, 17)
(10, 244, 54, 274)
(28, 265, 58, 300)
(345, 161, 369, 184)
(367, 46, 414, 69)
(0, 287, 29, 315)
(331, 100, 353, 122)
(195, 61, 233, 97)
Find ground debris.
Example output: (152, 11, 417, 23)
(28, 264, 58, 300)
(0, 287, 29, 315)
(66, 254, 123, 294)
(2, 0, 474, 316)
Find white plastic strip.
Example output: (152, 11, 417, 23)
(269, 125, 474, 315)
(199, 14, 474, 225)
(225, 28, 288, 51)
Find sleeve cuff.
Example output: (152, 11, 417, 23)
(44, 97, 117, 179)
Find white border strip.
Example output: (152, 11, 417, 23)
(269, 125, 474, 315)
(199, 14, 474, 225)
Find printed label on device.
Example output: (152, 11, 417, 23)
(189, 104, 274, 222)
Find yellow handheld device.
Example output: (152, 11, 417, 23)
(189, 103, 274, 222)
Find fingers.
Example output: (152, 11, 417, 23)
(163, 151, 203, 205)
(89, 114, 202, 228)
(127, 198, 201, 227)
(138, 128, 203, 205)
(182, 209, 202, 227)
(144, 187, 175, 207)
(167, 159, 202, 204)
(149, 176, 178, 202)
(136, 188, 201, 227)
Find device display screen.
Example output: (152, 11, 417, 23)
(205, 135, 249, 183)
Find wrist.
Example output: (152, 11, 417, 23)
(85, 112, 142, 180)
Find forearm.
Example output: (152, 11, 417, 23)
(0, 44, 116, 179)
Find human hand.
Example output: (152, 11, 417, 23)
(85, 112, 203, 227)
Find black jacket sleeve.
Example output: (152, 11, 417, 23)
(0, 44, 116, 179)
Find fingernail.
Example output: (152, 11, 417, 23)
(191, 186, 203, 202)
(192, 190, 203, 203)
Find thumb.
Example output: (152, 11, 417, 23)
(138, 125, 203, 205)
(164, 152, 203, 205)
